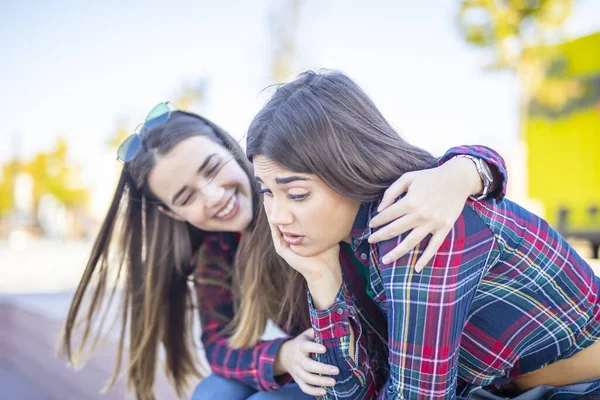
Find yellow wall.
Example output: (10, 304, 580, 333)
(525, 32, 600, 227)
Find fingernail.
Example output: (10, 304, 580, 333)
(382, 257, 390, 264)
(328, 379, 337, 386)
(318, 346, 326, 353)
(330, 368, 339, 375)
(319, 389, 327, 395)
(367, 236, 375, 243)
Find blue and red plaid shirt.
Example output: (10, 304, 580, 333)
(309, 147, 600, 399)
(194, 146, 508, 394)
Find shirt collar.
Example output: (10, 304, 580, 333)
(350, 201, 379, 251)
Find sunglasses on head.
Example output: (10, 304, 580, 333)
(116, 102, 174, 163)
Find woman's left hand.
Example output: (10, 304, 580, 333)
(268, 222, 341, 282)
(368, 158, 482, 271)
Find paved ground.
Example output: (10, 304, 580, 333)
(1, 238, 599, 399)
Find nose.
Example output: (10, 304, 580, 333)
(267, 198, 294, 226)
(199, 181, 225, 209)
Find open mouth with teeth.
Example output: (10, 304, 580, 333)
(215, 192, 239, 220)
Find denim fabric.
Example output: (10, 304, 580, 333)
(191, 374, 315, 400)
(463, 378, 600, 400)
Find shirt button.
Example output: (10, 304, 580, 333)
(270, 385, 278, 390)
(336, 307, 344, 315)
(360, 253, 368, 260)
(353, 239, 360, 245)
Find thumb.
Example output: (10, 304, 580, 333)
(267, 222, 285, 253)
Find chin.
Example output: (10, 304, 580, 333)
(290, 243, 324, 258)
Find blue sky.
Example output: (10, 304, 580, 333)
(1, 0, 598, 195)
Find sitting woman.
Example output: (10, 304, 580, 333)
(241, 70, 600, 399)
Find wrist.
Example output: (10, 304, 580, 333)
(273, 340, 290, 376)
(448, 155, 487, 197)
(446, 156, 484, 197)
(306, 267, 343, 310)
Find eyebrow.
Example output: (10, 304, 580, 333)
(171, 153, 218, 205)
(254, 175, 311, 185)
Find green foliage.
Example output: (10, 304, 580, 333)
(0, 137, 89, 219)
(0, 159, 19, 218)
(457, 0, 574, 70)
(23, 137, 88, 211)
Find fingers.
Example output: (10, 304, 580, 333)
(369, 214, 419, 243)
(378, 173, 413, 212)
(300, 339, 326, 355)
(267, 222, 289, 255)
(267, 222, 281, 247)
(381, 225, 430, 265)
(301, 357, 339, 376)
(415, 230, 447, 272)
(297, 381, 327, 397)
(296, 359, 337, 396)
(288, 334, 339, 396)
(370, 199, 409, 229)
(298, 368, 336, 387)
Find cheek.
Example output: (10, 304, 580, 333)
(299, 198, 334, 234)
(180, 204, 208, 227)
(307, 196, 353, 239)
(226, 164, 251, 189)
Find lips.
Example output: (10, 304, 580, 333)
(280, 230, 305, 246)
(214, 193, 239, 220)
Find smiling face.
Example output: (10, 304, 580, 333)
(253, 155, 360, 257)
(147, 135, 253, 232)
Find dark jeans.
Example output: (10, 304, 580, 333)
(463, 378, 600, 400)
(191, 374, 315, 400)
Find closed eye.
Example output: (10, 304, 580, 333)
(206, 161, 220, 176)
(288, 193, 309, 201)
(181, 192, 195, 206)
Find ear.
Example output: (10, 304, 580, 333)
(158, 205, 186, 221)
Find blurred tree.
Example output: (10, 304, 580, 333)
(23, 137, 88, 219)
(173, 78, 209, 111)
(269, 0, 303, 83)
(0, 159, 19, 218)
(456, 0, 578, 125)
(457, 0, 574, 71)
(107, 119, 130, 151)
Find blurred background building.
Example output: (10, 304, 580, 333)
(0, 0, 598, 398)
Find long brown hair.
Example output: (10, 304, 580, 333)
(235, 70, 438, 342)
(229, 204, 310, 348)
(60, 111, 257, 399)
